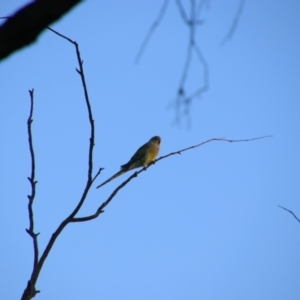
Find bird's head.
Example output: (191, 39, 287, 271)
(150, 136, 161, 145)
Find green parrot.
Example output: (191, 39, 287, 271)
(96, 136, 161, 188)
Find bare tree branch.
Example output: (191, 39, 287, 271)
(73, 135, 272, 222)
(22, 90, 41, 300)
(278, 205, 300, 224)
(0, 0, 82, 61)
(221, 0, 246, 46)
(46, 26, 98, 184)
(135, 0, 169, 64)
(26, 89, 39, 270)
(21, 29, 102, 299)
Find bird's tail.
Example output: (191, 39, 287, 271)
(96, 169, 126, 189)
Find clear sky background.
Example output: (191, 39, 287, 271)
(1, 1, 300, 299)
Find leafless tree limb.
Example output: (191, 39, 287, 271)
(46, 26, 97, 184)
(26, 89, 39, 270)
(221, 0, 245, 46)
(278, 205, 300, 224)
(22, 90, 41, 300)
(135, 0, 169, 64)
(73, 135, 272, 222)
(21, 28, 102, 300)
(0, 0, 82, 61)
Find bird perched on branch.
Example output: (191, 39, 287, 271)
(96, 136, 161, 188)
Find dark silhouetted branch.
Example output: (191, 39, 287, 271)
(22, 89, 41, 300)
(0, 0, 82, 61)
(26, 89, 39, 271)
(46, 26, 97, 184)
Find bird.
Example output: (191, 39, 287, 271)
(96, 136, 161, 188)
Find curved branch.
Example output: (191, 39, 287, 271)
(135, 0, 169, 64)
(221, 0, 246, 46)
(278, 205, 300, 224)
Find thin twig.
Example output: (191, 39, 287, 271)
(157, 135, 272, 161)
(46, 27, 95, 183)
(23, 89, 41, 299)
(220, 0, 245, 46)
(26, 89, 39, 269)
(92, 167, 105, 184)
(74, 135, 272, 222)
(135, 0, 169, 64)
(278, 205, 300, 224)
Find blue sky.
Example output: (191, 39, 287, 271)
(1, 1, 300, 299)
